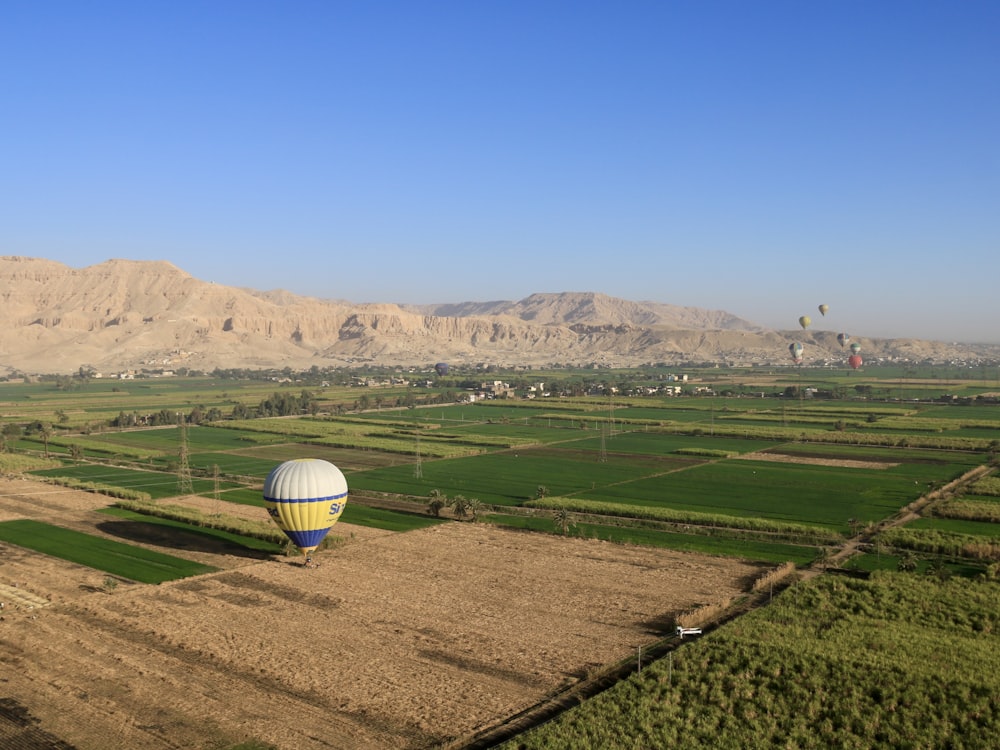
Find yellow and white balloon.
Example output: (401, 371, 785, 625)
(263, 458, 348, 556)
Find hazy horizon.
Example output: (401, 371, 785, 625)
(3, 2, 997, 343)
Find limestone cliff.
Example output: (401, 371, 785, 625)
(0, 256, 994, 375)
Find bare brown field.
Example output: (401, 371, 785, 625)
(738, 450, 897, 470)
(0, 478, 762, 750)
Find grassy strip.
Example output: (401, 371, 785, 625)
(848, 552, 990, 578)
(481, 514, 818, 565)
(46, 435, 161, 459)
(99, 507, 284, 553)
(0, 519, 217, 583)
(112, 499, 288, 545)
(340, 503, 447, 532)
(524, 497, 840, 543)
(931, 499, 1000, 523)
(30, 465, 219, 499)
(878, 526, 1000, 560)
(32, 475, 152, 501)
(970, 476, 1000, 496)
(672, 447, 737, 458)
(0, 455, 62, 472)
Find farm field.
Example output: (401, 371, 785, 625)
(506, 572, 1000, 749)
(2, 371, 1000, 748)
(21, 385, 998, 567)
(0, 478, 762, 750)
(0, 519, 218, 582)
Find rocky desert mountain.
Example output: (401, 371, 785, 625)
(0, 255, 995, 376)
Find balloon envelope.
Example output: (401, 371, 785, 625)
(798, 316, 811, 329)
(263, 459, 348, 555)
(837, 333, 849, 348)
(850, 342, 861, 354)
(434, 362, 449, 376)
(848, 354, 863, 370)
(818, 304, 829, 316)
(789, 342, 803, 363)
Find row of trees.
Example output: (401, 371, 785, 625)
(425, 488, 577, 535)
(426, 489, 483, 521)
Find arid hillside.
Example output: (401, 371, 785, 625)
(0, 255, 995, 375)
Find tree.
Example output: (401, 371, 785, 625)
(40, 423, 52, 458)
(427, 490, 446, 517)
(898, 551, 919, 572)
(536, 485, 549, 500)
(553, 508, 575, 536)
(468, 498, 482, 522)
(449, 494, 470, 520)
(926, 559, 951, 582)
(2, 423, 22, 451)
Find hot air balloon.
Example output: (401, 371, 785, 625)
(837, 333, 850, 348)
(263, 458, 348, 562)
(848, 354, 863, 370)
(434, 362, 449, 376)
(798, 316, 811, 330)
(850, 342, 861, 355)
(818, 304, 829, 316)
(789, 342, 803, 364)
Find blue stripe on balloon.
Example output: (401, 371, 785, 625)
(264, 491, 348, 504)
(283, 529, 330, 548)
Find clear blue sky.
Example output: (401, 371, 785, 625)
(2, 1, 997, 343)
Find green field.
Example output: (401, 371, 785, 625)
(0, 519, 217, 583)
(484, 513, 819, 565)
(29, 464, 241, 499)
(507, 572, 1000, 749)
(7, 371, 999, 564)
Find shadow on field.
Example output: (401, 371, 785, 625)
(95, 520, 276, 559)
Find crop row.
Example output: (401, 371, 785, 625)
(878, 527, 1000, 561)
(524, 497, 840, 543)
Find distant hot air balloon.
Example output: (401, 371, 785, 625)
(789, 342, 804, 364)
(837, 333, 850, 348)
(818, 304, 829, 317)
(850, 342, 861, 355)
(263, 458, 348, 561)
(798, 316, 811, 330)
(848, 354, 863, 370)
(434, 362, 449, 376)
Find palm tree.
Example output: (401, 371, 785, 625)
(468, 498, 482, 522)
(536, 485, 549, 500)
(40, 423, 52, 458)
(427, 489, 446, 517)
(449, 494, 470, 520)
(898, 551, 919, 572)
(553, 508, 575, 536)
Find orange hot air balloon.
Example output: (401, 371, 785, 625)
(848, 354, 863, 370)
